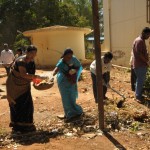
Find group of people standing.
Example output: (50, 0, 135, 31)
(1, 44, 23, 75)
(0, 26, 149, 133)
(2, 46, 85, 132)
(130, 27, 150, 103)
(1, 43, 113, 133)
(0, 42, 113, 133)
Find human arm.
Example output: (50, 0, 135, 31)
(102, 72, 110, 87)
(90, 60, 96, 75)
(136, 41, 149, 64)
(10, 51, 15, 64)
(1, 52, 5, 65)
(1, 52, 3, 62)
(12, 51, 15, 61)
(139, 54, 149, 64)
(17, 60, 45, 81)
(52, 67, 59, 76)
(50, 67, 59, 82)
(129, 51, 133, 65)
(9, 54, 17, 67)
(18, 66, 42, 81)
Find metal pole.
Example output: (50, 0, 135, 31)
(92, 0, 104, 130)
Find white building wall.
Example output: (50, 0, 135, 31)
(103, 0, 150, 67)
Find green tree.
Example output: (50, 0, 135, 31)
(13, 33, 30, 51)
(62, 0, 92, 27)
(0, 0, 37, 47)
(0, 0, 101, 47)
(57, 3, 79, 26)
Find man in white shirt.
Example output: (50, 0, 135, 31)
(90, 52, 113, 103)
(1, 43, 15, 75)
(129, 51, 137, 91)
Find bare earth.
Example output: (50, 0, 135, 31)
(0, 66, 150, 150)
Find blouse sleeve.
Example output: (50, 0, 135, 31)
(16, 58, 26, 68)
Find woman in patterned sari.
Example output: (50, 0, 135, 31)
(52, 49, 83, 123)
(6, 45, 46, 133)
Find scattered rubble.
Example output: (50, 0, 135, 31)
(0, 74, 7, 78)
(0, 68, 150, 149)
(82, 133, 97, 139)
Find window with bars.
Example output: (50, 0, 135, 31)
(147, 0, 150, 23)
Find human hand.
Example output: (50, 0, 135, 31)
(102, 79, 106, 86)
(8, 99, 16, 106)
(39, 76, 49, 81)
(69, 69, 76, 75)
(106, 83, 110, 88)
(33, 75, 43, 84)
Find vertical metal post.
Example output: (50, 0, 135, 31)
(147, 0, 150, 23)
(92, 0, 104, 130)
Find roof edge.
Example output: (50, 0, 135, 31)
(23, 25, 92, 36)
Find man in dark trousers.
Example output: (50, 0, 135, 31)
(90, 52, 113, 103)
(1, 43, 14, 75)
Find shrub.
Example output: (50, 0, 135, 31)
(13, 33, 30, 52)
(143, 68, 150, 97)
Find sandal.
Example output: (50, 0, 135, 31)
(136, 99, 143, 104)
(57, 114, 66, 119)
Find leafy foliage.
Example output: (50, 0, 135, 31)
(0, 0, 103, 49)
(13, 34, 30, 51)
(144, 68, 150, 97)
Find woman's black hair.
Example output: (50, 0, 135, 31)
(104, 52, 113, 60)
(61, 48, 73, 58)
(17, 48, 22, 54)
(27, 45, 37, 52)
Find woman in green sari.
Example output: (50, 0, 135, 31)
(52, 49, 83, 123)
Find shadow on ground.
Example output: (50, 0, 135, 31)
(104, 132, 126, 150)
(10, 130, 60, 146)
(143, 99, 150, 108)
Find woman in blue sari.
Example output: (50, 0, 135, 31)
(52, 49, 83, 123)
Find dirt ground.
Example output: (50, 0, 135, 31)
(0, 66, 150, 150)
